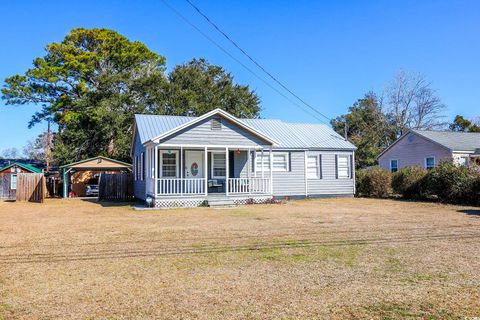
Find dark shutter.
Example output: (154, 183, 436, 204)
(288, 152, 292, 172)
(319, 154, 322, 179)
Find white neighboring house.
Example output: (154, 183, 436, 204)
(131, 108, 357, 207)
(378, 130, 480, 172)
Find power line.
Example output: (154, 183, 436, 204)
(184, 0, 332, 123)
(159, 0, 328, 123)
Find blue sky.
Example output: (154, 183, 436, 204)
(0, 0, 479, 152)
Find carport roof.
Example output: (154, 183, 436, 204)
(60, 156, 132, 170)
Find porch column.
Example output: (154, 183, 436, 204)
(154, 145, 158, 196)
(180, 146, 183, 196)
(204, 146, 208, 196)
(247, 148, 251, 195)
(269, 147, 273, 195)
(261, 149, 264, 179)
(304, 150, 308, 198)
(62, 168, 67, 198)
(225, 147, 229, 196)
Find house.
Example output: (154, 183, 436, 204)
(378, 130, 480, 172)
(131, 108, 356, 207)
(0, 161, 42, 199)
(60, 156, 132, 198)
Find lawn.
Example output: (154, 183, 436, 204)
(0, 198, 479, 319)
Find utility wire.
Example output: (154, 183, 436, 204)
(159, 0, 327, 123)
(184, 0, 333, 123)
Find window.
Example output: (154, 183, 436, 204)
(211, 152, 226, 178)
(211, 118, 222, 130)
(255, 152, 289, 172)
(161, 151, 178, 177)
(11, 174, 17, 190)
(458, 156, 469, 166)
(390, 159, 398, 173)
(337, 155, 351, 179)
(425, 157, 435, 170)
(307, 155, 320, 179)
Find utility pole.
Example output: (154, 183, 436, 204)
(46, 120, 51, 172)
(344, 121, 348, 141)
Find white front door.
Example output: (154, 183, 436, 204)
(185, 151, 204, 178)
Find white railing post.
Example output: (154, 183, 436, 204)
(204, 146, 208, 196)
(225, 147, 229, 196)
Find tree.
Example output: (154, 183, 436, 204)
(2, 29, 261, 164)
(23, 131, 51, 161)
(449, 115, 480, 132)
(166, 58, 260, 118)
(332, 92, 396, 168)
(1, 148, 21, 159)
(384, 71, 446, 136)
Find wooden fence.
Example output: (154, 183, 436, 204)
(0, 174, 15, 200)
(98, 173, 134, 201)
(16, 173, 47, 203)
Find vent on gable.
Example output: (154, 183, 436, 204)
(211, 118, 222, 130)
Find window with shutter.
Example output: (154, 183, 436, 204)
(337, 155, 350, 179)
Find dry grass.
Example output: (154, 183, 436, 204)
(1, 198, 480, 319)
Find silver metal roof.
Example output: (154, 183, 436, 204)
(135, 114, 356, 150)
(412, 130, 480, 152)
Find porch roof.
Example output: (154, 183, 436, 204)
(135, 112, 356, 150)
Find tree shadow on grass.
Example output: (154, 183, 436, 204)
(79, 198, 135, 208)
(457, 209, 480, 216)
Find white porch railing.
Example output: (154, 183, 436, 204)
(156, 177, 271, 196)
(227, 177, 270, 194)
(157, 178, 205, 195)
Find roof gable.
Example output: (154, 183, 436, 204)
(60, 156, 132, 169)
(0, 162, 42, 173)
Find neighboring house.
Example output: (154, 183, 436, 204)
(0, 162, 42, 199)
(378, 130, 480, 172)
(131, 108, 356, 207)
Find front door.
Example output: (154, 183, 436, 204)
(185, 151, 204, 178)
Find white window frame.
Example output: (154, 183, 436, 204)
(11, 174, 17, 190)
(337, 155, 351, 179)
(160, 150, 179, 178)
(458, 156, 469, 166)
(425, 156, 435, 170)
(390, 159, 398, 173)
(211, 151, 226, 179)
(306, 155, 321, 179)
(255, 152, 289, 172)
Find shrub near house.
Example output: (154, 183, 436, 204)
(357, 161, 480, 205)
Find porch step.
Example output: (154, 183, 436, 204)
(207, 199, 236, 208)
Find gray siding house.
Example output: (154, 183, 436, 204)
(378, 130, 480, 172)
(131, 109, 356, 207)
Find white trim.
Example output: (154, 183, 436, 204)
(389, 159, 399, 173)
(269, 147, 273, 195)
(304, 151, 308, 197)
(154, 146, 158, 196)
(140, 152, 144, 181)
(148, 108, 278, 145)
(336, 154, 351, 179)
(225, 147, 229, 196)
(255, 151, 289, 172)
(306, 154, 321, 179)
(204, 147, 208, 196)
(159, 150, 179, 178)
(11, 174, 17, 190)
(150, 143, 265, 149)
(425, 156, 435, 170)
(210, 151, 227, 179)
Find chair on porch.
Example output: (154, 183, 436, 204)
(208, 179, 224, 193)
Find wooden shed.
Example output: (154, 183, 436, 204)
(60, 156, 132, 198)
(0, 162, 43, 199)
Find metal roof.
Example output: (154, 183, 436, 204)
(135, 114, 356, 150)
(0, 162, 42, 173)
(412, 130, 480, 152)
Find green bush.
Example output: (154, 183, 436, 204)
(469, 174, 480, 206)
(356, 167, 392, 198)
(424, 161, 477, 204)
(391, 166, 428, 199)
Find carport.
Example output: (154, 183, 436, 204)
(61, 156, 132, 198)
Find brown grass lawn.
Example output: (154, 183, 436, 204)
(0, 198, 480, 319)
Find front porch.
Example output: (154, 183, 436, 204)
(143, 145, 274, 205)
